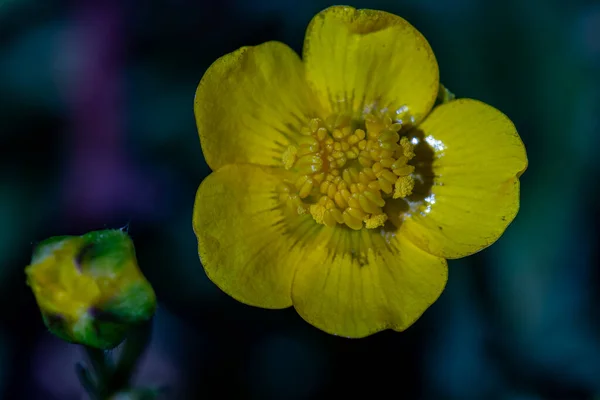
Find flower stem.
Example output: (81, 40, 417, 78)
(79, 321, 153, 399)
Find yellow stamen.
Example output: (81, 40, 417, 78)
(280, 109, 416, 230)
(364, 213, 388, 229)
(282, 145, 298, 170)
(309, 204, 326, 225)
(393, 175, 415, 199)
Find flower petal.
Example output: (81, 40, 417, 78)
(193, 164, 318, 309)
(401, 99, 528, 259)
(291, 229, 447, 338)
(194, 42, 319, 170)
(303, 6, 439, 122)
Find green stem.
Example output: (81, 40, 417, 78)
(110, 320, 153, 392)
(79, 321, 153, 399)
(84, 347, 112, 399)
(75, 362, 98, 399)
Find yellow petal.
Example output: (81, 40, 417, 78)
(193, 164, 317, 309)
(303, 6, 439, 122)
(291, 229, 447, 338)
(194, 42, 319, 171)
(401, 99, 528, 259)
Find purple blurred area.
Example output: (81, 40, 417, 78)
(60, 1, 160, 227)
(1, 0, 599, 399)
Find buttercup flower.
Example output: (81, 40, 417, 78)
(25, 229, 156, 349)
(193, 6, 527, 337)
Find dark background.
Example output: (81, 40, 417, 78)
(1, 0, 600, 399)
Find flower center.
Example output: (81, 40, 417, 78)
(280, 110, 416, 230)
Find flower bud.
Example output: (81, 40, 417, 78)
(25, 229, 156, 349)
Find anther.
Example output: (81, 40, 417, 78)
(279, 108, 416, 230)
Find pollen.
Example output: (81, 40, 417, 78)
(280, 109, 416, 230)
(364, 213, 388, 229)
(393, 175, 415, 199)
(282, 145, 298, 170)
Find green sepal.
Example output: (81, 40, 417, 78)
(436, 83, 456, 105)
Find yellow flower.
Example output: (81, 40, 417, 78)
(25, 230, 156, 349)
(192, 6, 527, 338)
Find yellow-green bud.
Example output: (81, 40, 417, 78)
(25, 229, 156, 349)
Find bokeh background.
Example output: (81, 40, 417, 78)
(1, 0, 599, 398)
